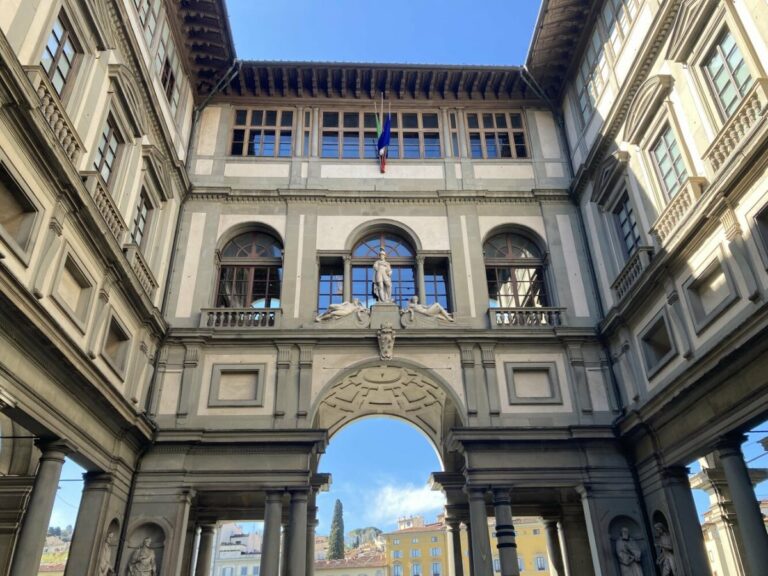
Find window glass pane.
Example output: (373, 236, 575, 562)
(251, 110, 263, 126)
(323, 112, 339, 128)
(422, 113, 439, 129)
(364, 132, 378, 159)
(235, 110, 247, 125)
(364, 113, 378, 128)
(264, 110, 277, 126)
(343, 132, 360, 158)
(402, 113, 418, 129)
(467, 114, 479, 129)
(482, 113, 494, 129)
(343, 112, 359, 128)
(469, 134, 482, 159)
(403, 133, 419, 159)
(424, 133, 441, 158)
(322, 134, 339, 158)
(278, 131, 292, 157)
(281, 111, 293, 126)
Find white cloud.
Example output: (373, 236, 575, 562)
(365, 483, 446, 524)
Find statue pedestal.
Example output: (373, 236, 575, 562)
(369, 302, 401, 329)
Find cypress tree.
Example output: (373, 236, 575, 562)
(327, 499, 345, 559)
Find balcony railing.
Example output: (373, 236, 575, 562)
(24, 65, 83, 164)
(705, 77, 768, 173)
(123, 243, 158, 300)
(82, 172, 128, 244)
(651, 177, 707, 245)
(200, 308, 281, 329)
(489, 307, 564, 328)
(611, 247, 653, 301)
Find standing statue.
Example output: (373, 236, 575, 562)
(372, 249, 393, 303)
(315, 299, 367, 322)
(654, 523, 675, 576)
(377, 322, 396, 360)
(615, 527, 643, 576)
(127, 537, 157, 576)
(98, 531, 115, 576)
(403, 296, 455, 322)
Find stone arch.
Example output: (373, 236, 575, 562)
(344, 218, 423, 253)
(481, 224, 548, 257)
(310, 359, 465, 467)
(122, 521, 167, 576)
(216, 221, 285, 253)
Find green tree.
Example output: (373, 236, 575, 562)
(327, 499, 345, 559)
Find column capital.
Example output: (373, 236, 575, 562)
(714, 434, 747, 457)
(491, 487, 511, 504)
(36, 439, 74, 461)
(541, 518, 560, 529)
(266, 490, 285, 502)
(199, 523, 217, 534)
(289, 488, 310, 502)
(465, 486, 488, 500)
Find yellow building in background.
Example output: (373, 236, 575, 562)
(383, 516, 552, 576)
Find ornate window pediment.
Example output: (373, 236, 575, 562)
(109, 64, 145, 138)
(666, 0, 719, 62)
(624, 75, 673, 145)
(142, 145, 173, 201)
(591, 150, 630, 206)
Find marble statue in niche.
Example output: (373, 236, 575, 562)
(615, 527, 643, 576)
(127, 537, 158, 576)
(378, 322, 395, 360)
(98, 531, 115, 575)
(654, 523, 675, 576)
(373, 249, 392, 303)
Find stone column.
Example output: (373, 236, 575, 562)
(416, 255, 427, 304)
(467, 488, 493, 576)
(288, 489, 308, 576)
(10, 442, 69, 576)
(64, 472, 117, 576)
(445, 518, 464, 576)
(262, 491, 284, 576)
(343, 256, 352, 302)
(715, 438, 768, 574)
(665, 465, 716, 576)
(465, 522, 474, 576)
(491, 489, 519, 576)
(195, 524, 216, 576)
(542, 519, 565, 576)
(306, 506, 318, 576)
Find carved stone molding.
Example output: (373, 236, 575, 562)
(666, 0, 719, 62)
(591, 151, 630, 205)
(624, 75, 673, 145)
(316, 365, 457, 448)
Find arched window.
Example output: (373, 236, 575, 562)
(484, 232, 548, 308)
(216, 231, 282, 308)
(352, 232, 415, 308)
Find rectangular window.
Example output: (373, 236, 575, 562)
(652, 125, 688, 198)
(232, 109, 294, 158)
(575, 29, 609, 123)
(302, 110, 312, 157)
(602, 0, 639, 56)
(393, 566, 403, 576)
(466, 112, 528, 159)
(486, 266, 547, 308)
(614, 193, 641, 258)
(318, 262, 344, 313)
(94, 117, 122, 186)
(133, 0, 160, 45)
(704, 30, 754, 118)
(154, 22, 181, 114)
(103, 316, 130, 375)
(0, 163, 38, 253)
(411, 549, 421, 558)
(131, 189, 153, 248)
(393, 551, 403, 559)
(430, 547, 440, 557)
(431, 563, 441, 576)
(412, 563, 422, 576)
(449, 112, 460, 157)
(535, 555, 547, 570)
(240, 568, 248, 576)
(640, 311, 677, 376)
(424, 260, 450, 311)
(493, 558, 501, 573)
(40, 13, 78, 96)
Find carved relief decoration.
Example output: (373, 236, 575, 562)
(666, 0, 719, 62)
(623, 75, 673, 145)
(316, 365, 459, 448)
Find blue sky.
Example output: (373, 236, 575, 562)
(226, 0, 542, 65)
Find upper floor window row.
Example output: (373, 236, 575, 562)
(574, 0, 641, 124)
(40, 13, 79, 96)
(229, 109, 530, 160)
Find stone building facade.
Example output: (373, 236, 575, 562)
(0, 0, 766, 575)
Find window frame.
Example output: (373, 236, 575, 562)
(93, 115, 124, 188)
(611, 191, 643, 261)
(350, 231, 417, 310)
(465, 111, 529, 160)
(649, 123, 689, 200)
(701, 27, 755, 122)
(638, 308, 678, 379)
(40, 11, 81, 99)
(50, 243, 96, 333)
(483, 232, 550, 309)
(130, 188, 155, 250)
(100, 311, 132, 380)
(0, 158, 43, 263)
(231, 108, 296, 158)
(682, 249, 739, 334)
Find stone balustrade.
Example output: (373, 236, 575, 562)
(489, 307, 564, 328)
(651, 177, 707, 245)
(706, 77, 768, 173)
(611, 246, 653, 302)
(82, 172, 128, 244)
(23, 65, 83, 164)
(200, 308, 281, 328)
(123, 243, 158, 300)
